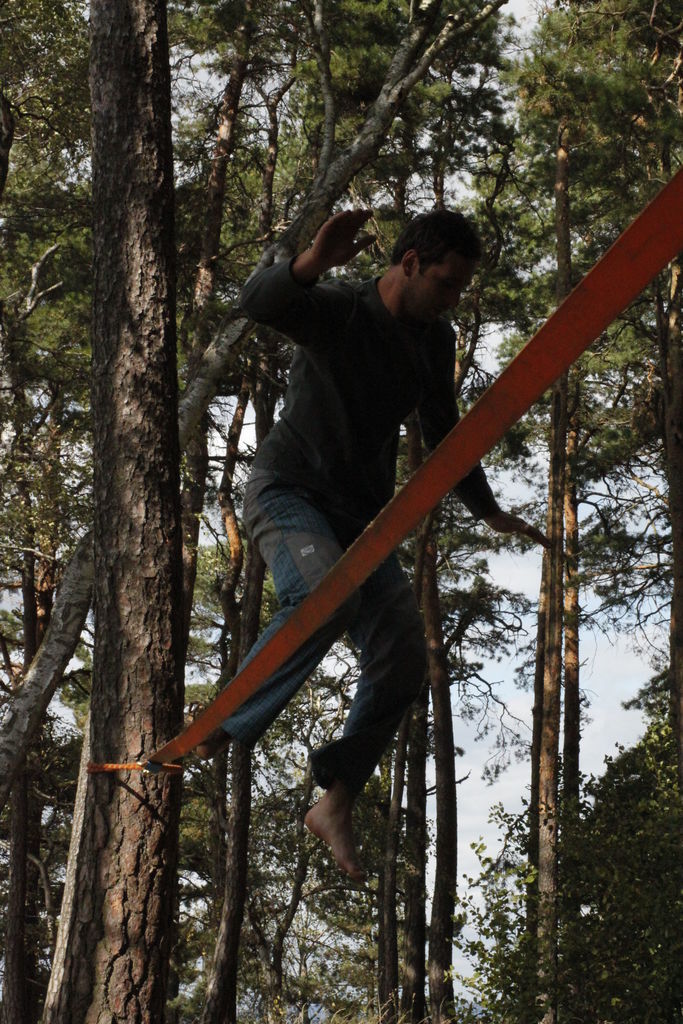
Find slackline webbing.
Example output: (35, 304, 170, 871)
(88, 168, 683, 777)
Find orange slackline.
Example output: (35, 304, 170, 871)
(86, 761, 183, 775)
(90, 168, 683, 777)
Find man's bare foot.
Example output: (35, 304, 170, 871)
(304, 780, 366, 882)
(194, 725, 231, 759)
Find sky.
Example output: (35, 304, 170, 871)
(452, 547, 651, 841)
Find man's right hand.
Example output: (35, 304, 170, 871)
(292, 209, 374, 285)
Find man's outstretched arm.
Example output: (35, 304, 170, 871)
(483, 510, 550, 549)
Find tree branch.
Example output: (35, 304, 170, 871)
(0, 534, 93, 811)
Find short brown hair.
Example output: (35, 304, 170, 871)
(391, 209, 482, 268)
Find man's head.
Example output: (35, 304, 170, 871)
(381, 209, 481, 325)
(390, 209, 482, 269)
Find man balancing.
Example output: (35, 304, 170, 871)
(195, 208, 548, 881)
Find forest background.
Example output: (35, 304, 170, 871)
(0, 0, 681, 1023)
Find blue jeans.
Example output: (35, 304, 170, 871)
(220, 475, 427, 796)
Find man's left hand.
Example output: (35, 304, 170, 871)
(483, 511, 550, 549)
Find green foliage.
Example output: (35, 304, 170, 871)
(558, 717, 682, 1023)
(454, 697, 682, 1023)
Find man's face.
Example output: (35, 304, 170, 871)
(400, 249, 477, 325)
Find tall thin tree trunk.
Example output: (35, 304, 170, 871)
(3, 755, 28, 1024)
(528, 551, 549, 940)
(537, 122, 572, 1024)
(41, 722, 92, 1024)
(218, 379, 251, 679)
(401, 415, 429, 1024)
(193, 0, 254, 311)
(425, 530, 457, 1024)
(2, 523, 35, 1024)
(199, 57, 290, 1016)
(0, 87, 14, 204)
(178, 0, 255, 662)
(378, 712, 409, 1024)
(537, 379, 567, 1024)
(43, 4, 184, 1019)
(201, 734, 254, 1024)
(200, 366, 275, 1024)
(657, 253, 683, 792)
(254, 760, 313, 1024)
(400, 683, 428, 1024)
(180, 426, 209, 656)
(179, 33, 252, 644)
(655, 143, 682, 792)
(2, 480, 54, 1024)
(562, 409, 580, 803)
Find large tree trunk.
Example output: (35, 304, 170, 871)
(656, 96, 683, 792)
(42, 4, 184, 1020)
(424, 529, 458, 1024)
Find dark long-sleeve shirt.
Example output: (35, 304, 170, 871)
(240, 259, 500, 527)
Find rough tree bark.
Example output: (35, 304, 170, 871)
(41, 3, 184, 1021)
